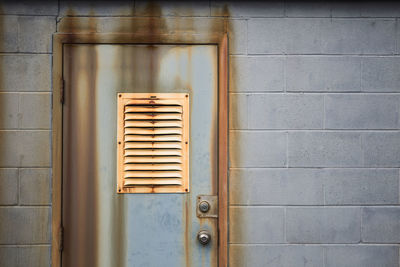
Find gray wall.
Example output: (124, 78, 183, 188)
(0, 1, 55, 266)
(228, 1, 400, 267)
(0, 1, 399, 266)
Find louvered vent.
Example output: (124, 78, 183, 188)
(117, 93, 189, 193)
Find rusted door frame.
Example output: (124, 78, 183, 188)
(52, 32, 228, 267)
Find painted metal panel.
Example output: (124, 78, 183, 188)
(62, 44, 218, 267)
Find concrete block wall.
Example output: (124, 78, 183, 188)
(0, 0, 55, 266)
(0, 1, 398, 266)
(228, 1, 400, 267)
(0, 0, 55, 265)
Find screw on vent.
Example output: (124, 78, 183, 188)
(197, 230, 211, 245)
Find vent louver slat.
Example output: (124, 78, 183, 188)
(125, 128, 183, 135)
(125, 121, 182, 128)
(124, 179, 182, 186)
(117, 93, 189, 193)
(124, 135, 182, 142)
(125, 142, 182, 149)
(124, 164, 182, 171)
(125, 149, 182, 156)
(124, 156, 183, 164)
(125, 113, 182, 120)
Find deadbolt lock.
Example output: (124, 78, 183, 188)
(197, 230, 211, 245)
(199, 201, 210, 213)
(196, 195, 218, 218)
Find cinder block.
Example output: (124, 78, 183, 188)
(18, 16, 55, 53)
(286, 56, 361, 92)
(288, 132, 363, 167)
(362, 207, 400, 243)
(57, 17, 98, 33)
(331, 2, 361, 17)
(229, 131, 287, 167)
(0, 168, 18, 205)
(229, 245, 323, 267)
(248, 18, 324, 54)
(324, 168, 399, 205)
(286, 207, 361, 243)
(0, 1, 58, 15)
(0, 246, 50, 267)
(0, 55, 51, 91)
(211, 1, 284, 17)
(363, 132, 400, 167)
(60, 0, 134, 16)
(248, 94, 323, 129)
(0, 16, 18, 52)
(230, 207, 285, 243)
(0, 207, 50, 244)
(20, 168, 50, 205)
(332, 2, 400, 18)
(325, 245, 399, 267)
(18, 131, 50, 167)
(325, 94, 400, 129)
(360, 2, 400, 17)
(0, 247, 16, 267)
(398, 20, 400, 54)
(229, 168, 324, 205)
(0, 131, 50, 167)
(362, 57, 400, 92)
(0, 131, 19, 166)
(230, 56, 284, 92)
(0, 93, 18, 129)
(321, 19, 395, 54)
(19, 93, 51, 129)
(285, 1, 331, 17)
(135, 1, 210, 16)
(398, 23, 400, 54)
(228, 19, 247, 55)
(229, 94, 248, 129)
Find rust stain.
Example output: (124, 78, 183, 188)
(223, 5, 238, 267)
(184, 194, 191, 267)
(210, 44, 219, 197)
(144, 3, 162, 94)
(62, 9, 100, 267)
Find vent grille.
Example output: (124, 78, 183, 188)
(117, 93, 189, 193)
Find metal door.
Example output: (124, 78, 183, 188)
(62, 44, 218, 267)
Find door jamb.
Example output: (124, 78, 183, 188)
(52, 32, 228, 267)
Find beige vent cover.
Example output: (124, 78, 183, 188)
(117, 93, 189, 193)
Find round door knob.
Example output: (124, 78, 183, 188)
(197, 230, 211, 245)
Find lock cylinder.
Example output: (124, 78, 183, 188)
(197, 230, 211, 245)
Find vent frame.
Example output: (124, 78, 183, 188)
(117, 93, 190, 193)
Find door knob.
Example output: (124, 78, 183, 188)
(197, 230, 211, 245)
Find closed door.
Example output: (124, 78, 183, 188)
(62, 44, 219, 267)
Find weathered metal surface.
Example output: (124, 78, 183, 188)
(62, 44, 218, 267)
(197, 195, 219, 218)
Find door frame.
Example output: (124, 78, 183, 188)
(52, 30, 228, 267)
